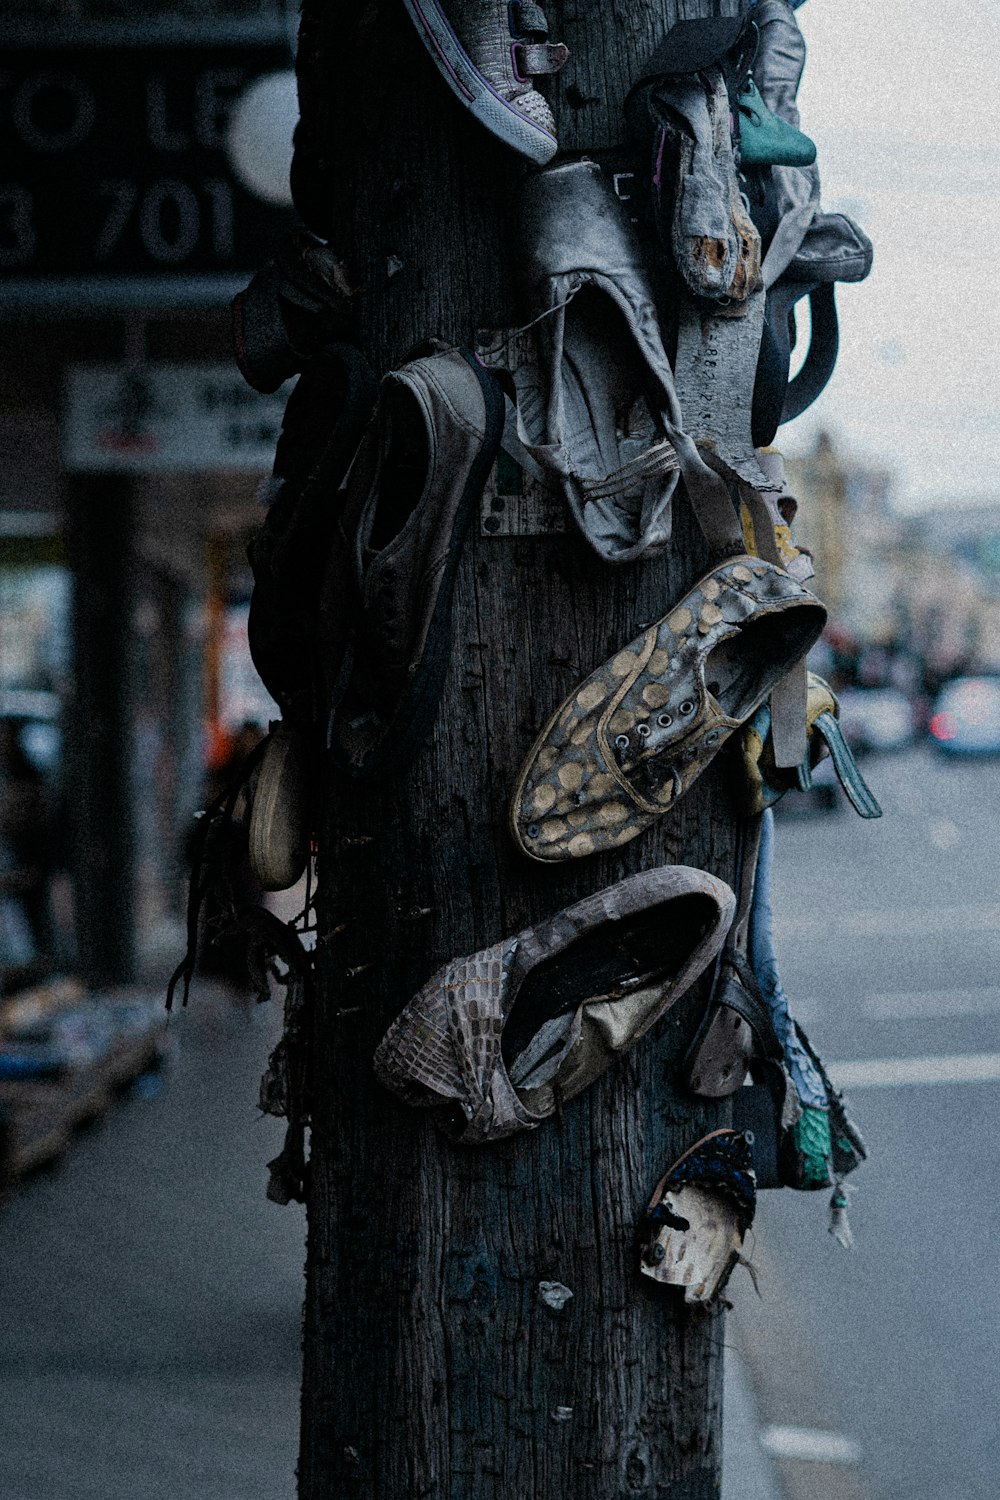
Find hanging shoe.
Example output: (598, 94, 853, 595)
(401, 0, 568, 164)
(747, 0, 820, 287)
(645, 66, 762, 306)
(325, 345, 504, 778)
(232, 229, 358, 394)
(247, 343, 378, 727)
(683, 814, 776, 1100)
(247, 722, 311, 892)
(735, 808, 867, 1239)
(510, 556, 825, 863)
(511, 159, 738, 563)
(374, 864, 735, 1144)
(625, 59, 778, 496)
(737, 1, 872, 441)
(737, 74, 816, 168)
(640, 1129, 757, 1303)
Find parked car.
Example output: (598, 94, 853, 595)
(835, 686, 916, 755)
(928, 676, 1000, 756)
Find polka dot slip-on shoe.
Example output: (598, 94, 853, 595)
(373, 863, 735, 1145)
(510, 555, 826, 862)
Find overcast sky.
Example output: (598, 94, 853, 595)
(778, 0, 1000, 513)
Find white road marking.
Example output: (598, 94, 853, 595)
(759, 1426, 863, 1465)
(863, 987, 1000, 1019)
(774, 904, 1000, 940)
(829, 1052, 1000, 1089)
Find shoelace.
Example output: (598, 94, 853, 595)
(579, 436, 679, 502)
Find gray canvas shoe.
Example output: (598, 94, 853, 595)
(751, 0, 872, 290)
(323, 345, 504, 778)
(402, 0, 568, 164)
(373, 864, 735, 1144)
(752, 0, 820, 288)
(649, 66, 762, 306)
(512, 159, 739, 564)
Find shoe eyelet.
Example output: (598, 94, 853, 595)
(614, 734, 630, 750)
(657, 713, 673, 728)
(636, 722, 651, 738)
(705, 729, 721, 745)
(679, 700, 695, 715)
(526, 823, 540, 838)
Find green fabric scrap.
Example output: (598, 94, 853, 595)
(793, 1107, 833, 1189)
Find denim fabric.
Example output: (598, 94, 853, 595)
(749, 808, 827, 1108)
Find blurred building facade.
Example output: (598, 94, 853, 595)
(788, 432, 1000, 695)
(1, 0, 291, 992)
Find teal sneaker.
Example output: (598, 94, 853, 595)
(738, 74, 816, 167)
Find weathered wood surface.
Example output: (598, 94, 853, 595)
(295, 2, 742, 1495)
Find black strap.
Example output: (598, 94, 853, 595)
(715, 950, 783, 1060)
(782, 282, 839, 423)
(165, 734, 271, 1012)
(637, 15, 750, 81)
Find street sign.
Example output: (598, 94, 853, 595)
(1, 41, 296, 302)
(63, 364, 291, 472)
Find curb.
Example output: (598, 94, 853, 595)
(723, 1350, 783, 1500)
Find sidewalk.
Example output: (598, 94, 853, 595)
(0, 982, 781, 1499)
(0, 990, 303, 1500)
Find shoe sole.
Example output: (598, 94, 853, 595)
(249, 729, 310, 891)
(402, 0, 558, 164)
(335, 350, 506, 780)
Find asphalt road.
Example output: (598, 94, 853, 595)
(730, 743, 1000, 1500)
(2, 745, 996, 1500)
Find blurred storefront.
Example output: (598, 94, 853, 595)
(1, 1, 293, 995)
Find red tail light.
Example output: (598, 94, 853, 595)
(929, 712, 956, 741)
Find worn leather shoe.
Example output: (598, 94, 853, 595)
(247, 343, 377, 727)
(640, 1129, 756, 1302)
(325, 345, 504, 778)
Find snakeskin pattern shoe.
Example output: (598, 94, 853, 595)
(374, 864, 735, 1144)
(402, 0, 568, 164)
(510, 556, 826, 862)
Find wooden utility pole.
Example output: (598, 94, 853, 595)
(294, 1, 741, 1494)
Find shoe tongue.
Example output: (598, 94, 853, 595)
(508, 1014, 577, 1090)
